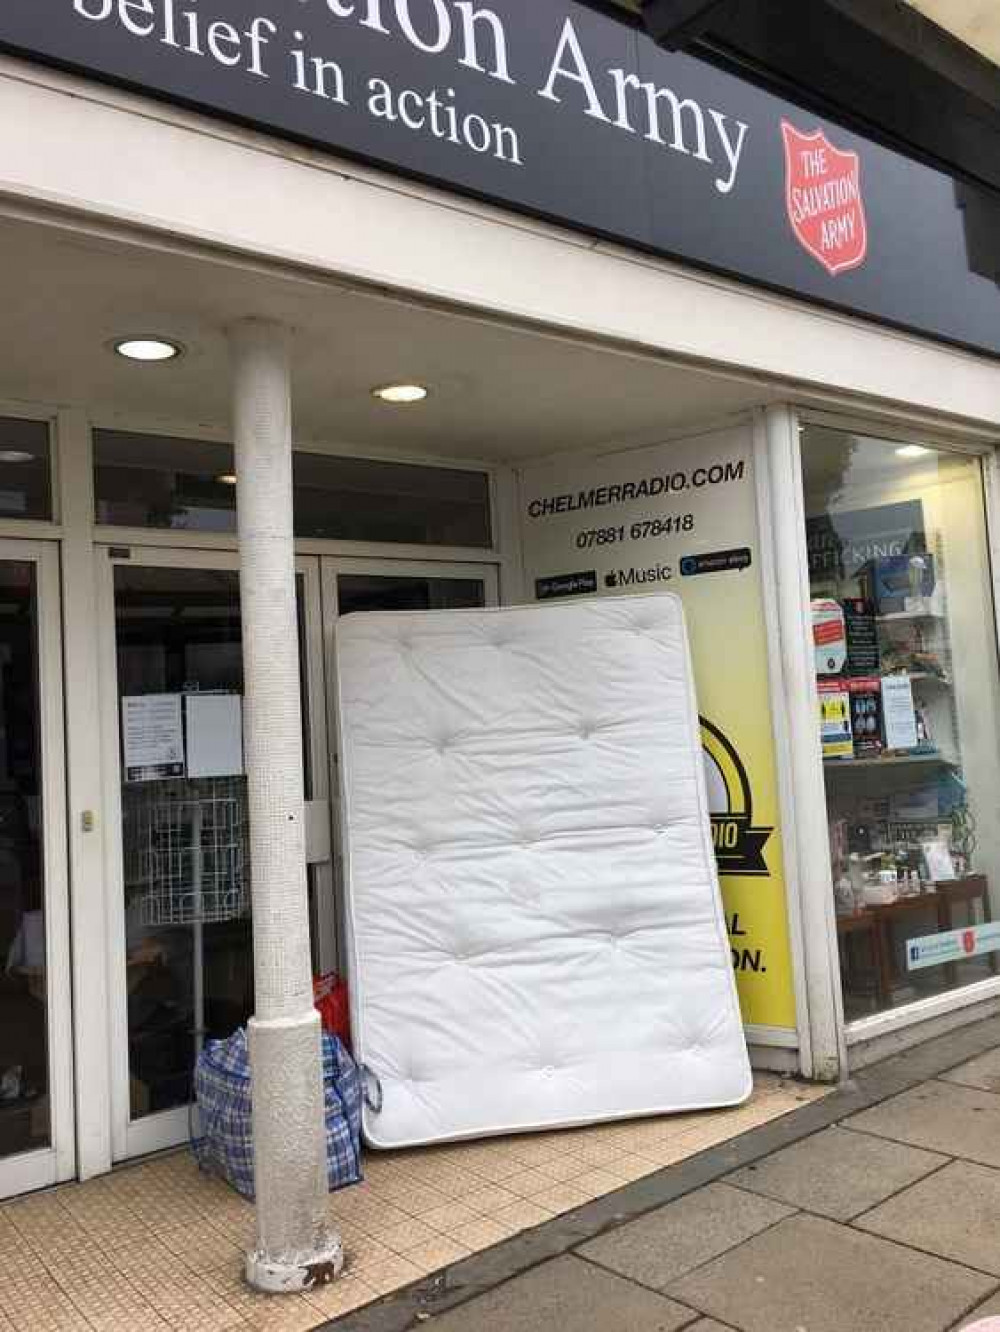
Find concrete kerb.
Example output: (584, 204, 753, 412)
(320, 1016, 1000, 1332)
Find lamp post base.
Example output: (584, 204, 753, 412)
(246, 1234, 345, 1294)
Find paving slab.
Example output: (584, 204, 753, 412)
(845, 1080, 1000, 1167)
(941, 1048, 1000, 1095)
(957, 1293, 1000, 1326)
(668, 1213, 995, 1332)
(854, 1159, 1000, 1276)
(727, 1125, 947, 1220)
(417, 1255, 697, 1331)
(577, 1182, 793, 1290)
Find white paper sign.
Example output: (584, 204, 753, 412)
(881, 674, 919, 751)
(185, 693, 244, 779)
(922, 840, 957, 883)
(122, 694, 184, 782)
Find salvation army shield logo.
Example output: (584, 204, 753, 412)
(963, 930, 977, 956)
(782, 121, 868, 276)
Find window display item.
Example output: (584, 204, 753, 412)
(334, 595, 751, 1149)
(864, 878, 899, 907)
(923, 840, 957, 882)
(812, 598, 848, 674)
(818, 680, 853, 759)
(881, 674, 920, 751)
(844, 598, 879, 674)
(192, 1027, 362, 1198)
(848, 678, 882, 758)
(868, 554, 936, 615)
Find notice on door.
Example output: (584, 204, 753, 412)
(518, 426, 797, 1032)
(122, 694, 184, 783)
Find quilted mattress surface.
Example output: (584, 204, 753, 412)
(335, 594, 751, 1149)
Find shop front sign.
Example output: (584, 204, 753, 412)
(518, 426, 799, 1032)
(3, 2, 1000, 355)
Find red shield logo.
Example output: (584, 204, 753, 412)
(963, 930, 977, 956)
(782, 121, 868, 276)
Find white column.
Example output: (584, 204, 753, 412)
(57, 408, 113, 1179)
(762, 405, 846, 1082)
(230, 319, 343, 1292)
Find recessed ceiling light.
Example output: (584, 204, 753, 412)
(0, 451, 34, 464)
(113, 336, 183, 363)
(216, 473, 238, 486)
(372, 383, 429, 405)
(896, 444, 932, 459)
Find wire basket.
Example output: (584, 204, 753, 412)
(123, 778, 249, 928)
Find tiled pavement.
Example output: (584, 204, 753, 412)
(329, 1015, 1000, 1332)
(8, 1016, 1000, 1332)
(0, 1073, 821, 1331)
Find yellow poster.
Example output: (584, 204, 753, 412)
(519, 425, 797, 1031)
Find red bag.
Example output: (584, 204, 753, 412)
(313, 973, 352, 1049)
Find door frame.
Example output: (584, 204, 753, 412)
(0, 539, 74, 1200)
(96, 544, 332, 1161)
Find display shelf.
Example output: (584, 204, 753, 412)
(877, 610, 946, 624)
(823, 752, 958, 771)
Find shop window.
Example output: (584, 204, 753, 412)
(802, 424, 1000, 1020)
(0, 419, 52, 522)
(93, 430, 492, 547)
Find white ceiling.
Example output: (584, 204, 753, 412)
(904, 0, 1000, 66)
(0, 215, 775, 463)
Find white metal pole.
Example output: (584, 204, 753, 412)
(191, 801, 205, 1060)
(230, 318, 343, 1293)
(762, 405, 846, 1082)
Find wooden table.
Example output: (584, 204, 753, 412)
(837, 875, 993, 1008)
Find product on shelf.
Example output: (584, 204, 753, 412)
(847, 677, 883, 758)
(865, 553, 936, 615)
(812, 598, 848, 675)
(818, 679, 853, 758)
(843, 598, 880, 674)
(881, 674, 920, 751)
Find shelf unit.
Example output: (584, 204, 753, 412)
(814, 527, 963, 867)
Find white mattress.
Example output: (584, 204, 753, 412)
(334, 595, 751, 1150)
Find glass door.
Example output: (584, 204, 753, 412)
(99, 547, 332, 1161)
(320, 557, 500, 968)
(0, 542, 73, 1200)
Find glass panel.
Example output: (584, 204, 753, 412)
(95, 432, 237, 533)
(293, 453, 491, 547)
(336, 574, 486, 615)
(115, 566, 249, 1119)
(116, 565, 315, 1119)
(802, 426, 1000, 1020)
(0, 419, 52, 522)
(94, 430, 492, 548)
(0, 562, 50, 1158)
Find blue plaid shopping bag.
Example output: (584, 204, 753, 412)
(192, 1027, 363, 1199)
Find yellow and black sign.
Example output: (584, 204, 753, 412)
(702, 718, 773, 878)
(520, 426, 799, 1032)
